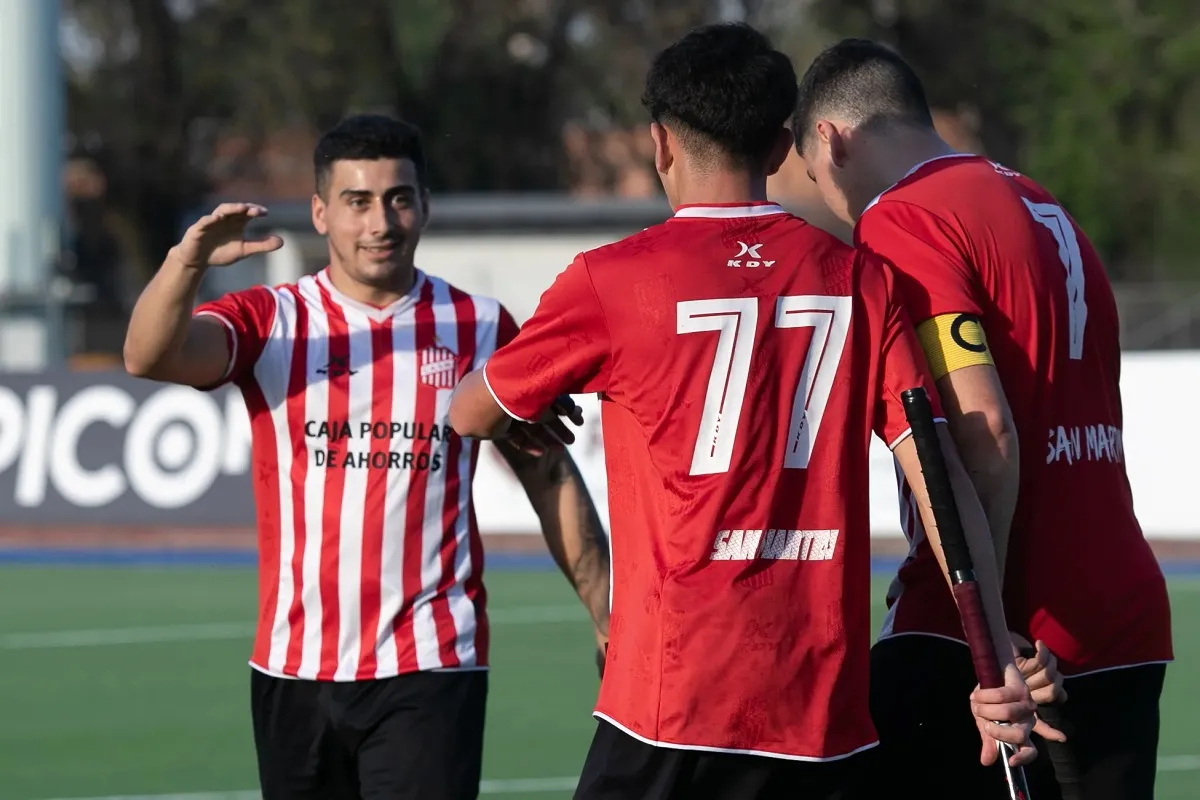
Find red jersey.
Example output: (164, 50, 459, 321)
(857, 154, 1173, 675)
(195, 267, 518, 681)
(484, 202, 942, 760)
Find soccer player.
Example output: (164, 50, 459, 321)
(449, 23, 1037, 800)
(122, 114, 611, 800)
(794, 39, 1174, 800)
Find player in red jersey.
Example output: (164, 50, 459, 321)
(794, 39, 1172, 800)
(122, 115, 610, 800)
(450, 23, 1037, 800)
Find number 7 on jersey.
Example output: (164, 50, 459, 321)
(677, 295, 852, 476)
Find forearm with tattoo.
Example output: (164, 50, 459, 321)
(499, 442, 610, 634)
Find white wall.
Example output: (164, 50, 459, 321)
(420, 235, 1200, 540)
(417, 233, 625, 323)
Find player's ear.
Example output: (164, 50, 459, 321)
(816, 120, 848, 170)
(765, 127, 795, 177)
(419, 187, 431, 231)
(311, 193, 328, 235)
(650, 121, 673, 175)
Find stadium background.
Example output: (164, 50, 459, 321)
(0, 1, 1197, 797)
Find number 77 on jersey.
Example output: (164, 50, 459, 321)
(677, 294, 852, 477)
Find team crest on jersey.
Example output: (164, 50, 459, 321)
(419, 345, 458, 390)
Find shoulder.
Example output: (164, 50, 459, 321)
(423, 272, 504, 319)
(857, 192, 974, 264)
(421, 273, 513, 334)
(577, 221, 676, 271)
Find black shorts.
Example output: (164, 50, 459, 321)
(250, 668, 488, 800)
(574, 719, 877, 800)
(869, 635, 1165, 800)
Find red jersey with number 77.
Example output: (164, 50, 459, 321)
(857, 154, 1173, 675)
(483, 202, 943, 760)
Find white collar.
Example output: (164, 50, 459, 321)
(672, 202, 787, 219)
(315, 267, 427, 322)
(861, 153, 978, 216)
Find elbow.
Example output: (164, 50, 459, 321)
(958, 409, 1020, 487)
(449, 371, 511, 439)
(982, 409, 1020, 469)
(447, 400, 476, 438)
(448, 393, 493, 440)
(994, 425, 1020, 469)
(122, 341, 154, 379)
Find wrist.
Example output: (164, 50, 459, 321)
(489, 416, 515, 441)
(166, 245, 210, 274)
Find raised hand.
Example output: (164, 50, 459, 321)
(173, 203, 284, 269)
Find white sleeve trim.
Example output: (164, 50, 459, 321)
(887, 417, 947, 450)
(482, 363, 538, 423)
(194, 310, 238, 383)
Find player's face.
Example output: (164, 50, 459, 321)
(312, 158, 429, 290)
(802, 121, 881, 226)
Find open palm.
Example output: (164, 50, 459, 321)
(177, 202, 284, 268)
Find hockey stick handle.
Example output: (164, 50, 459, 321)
(900, 386, 1003, 689)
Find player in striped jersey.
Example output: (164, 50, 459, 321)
(123, 114, 610, 800)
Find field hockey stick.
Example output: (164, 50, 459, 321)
(901, 387, 1032, 800)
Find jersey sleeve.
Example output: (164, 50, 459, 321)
(856, 200, 982, 322)
(874, 280, 946, 449)
(483, 255, 612, 422)
(192, 285, 277, 388)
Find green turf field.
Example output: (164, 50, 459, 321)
(0, 565, 1196, 799)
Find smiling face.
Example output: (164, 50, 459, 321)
(311, 157, 428, 292)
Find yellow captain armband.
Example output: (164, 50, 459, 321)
(915, 313, 993, 380)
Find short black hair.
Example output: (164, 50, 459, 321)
(793, 39, 934, 154)
(641, 22, 797, 170)
(313, 114, 428, 196)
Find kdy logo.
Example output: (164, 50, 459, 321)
(727, 242, 775, 269)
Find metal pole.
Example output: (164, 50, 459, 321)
(0, 0, 65, 369)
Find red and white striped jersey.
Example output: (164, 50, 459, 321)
(194, 267, 518, 681)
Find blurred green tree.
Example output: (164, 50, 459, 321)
(808, 0, 1200, 280)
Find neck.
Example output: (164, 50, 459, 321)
(858, 130, 959, 218)
(326, 260, 417, 308)
(671, 169, 771, 210)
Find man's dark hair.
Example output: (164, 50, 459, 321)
(793, 39, 934, 154)
(313, 114, 428, 196)
(641, 23, 797, 170)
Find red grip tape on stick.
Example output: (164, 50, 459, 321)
(951, 581, 1004, 690)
